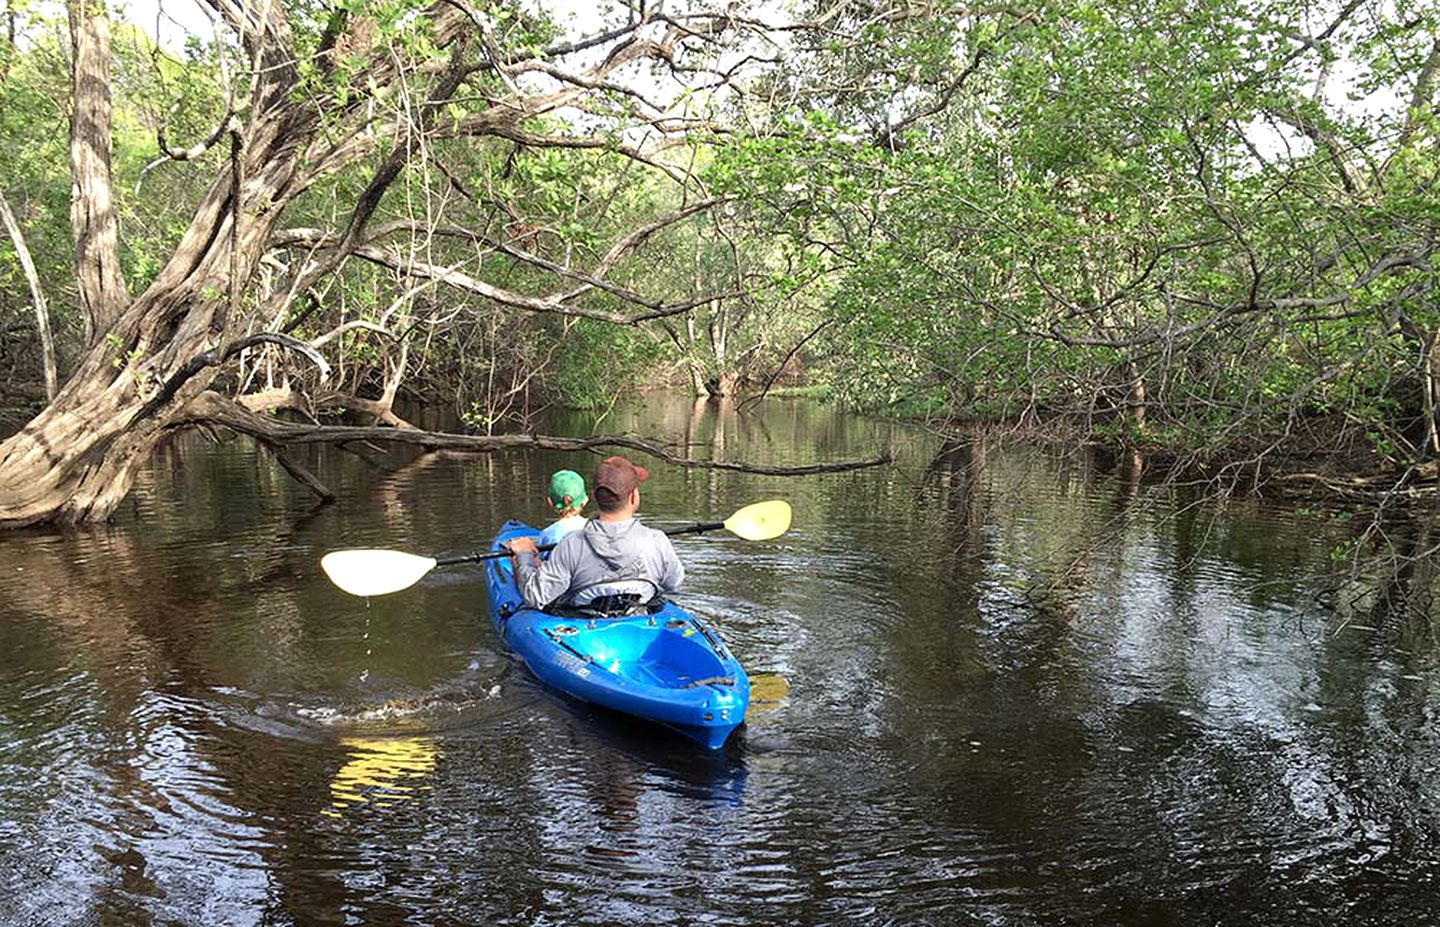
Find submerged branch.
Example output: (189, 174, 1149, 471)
(263, 441, 337, 502)
(183, 391, 892, 475)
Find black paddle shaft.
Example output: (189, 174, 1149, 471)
(435, 545, 555, 566)
(664, 521, 725, 537)
(435, 521, 726, 566)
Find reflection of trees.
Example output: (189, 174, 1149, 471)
(865, 442, 1440, 918)
(1350, 508, 1440, 641)
(921, 437, 987, 565)
(0, 464, 465, 923)
(0, 527, 269, 922)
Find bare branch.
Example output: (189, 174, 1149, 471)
(349, 244, 741, 324)
(138, 331, 331, 422)
(0, 192, 58, 399)
(273, 194, 730, 320)
(307, 319, 395, 349)
(183, 391, 894, 476)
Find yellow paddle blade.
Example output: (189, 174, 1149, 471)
(723, 500, 792, 541)
(321, 550, 438, 597)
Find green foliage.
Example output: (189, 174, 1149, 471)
(546, 319, 664, 410)
(3, 0, 1436, 467)
(716, 0, 1440, 462)
(0, 8, 77, 362)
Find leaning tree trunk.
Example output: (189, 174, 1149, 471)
(0, 0, 482, 527)
(0, 0, 319, 527)
(0, 137, 311, 526)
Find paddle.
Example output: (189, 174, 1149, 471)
(321, 499, 792, 597)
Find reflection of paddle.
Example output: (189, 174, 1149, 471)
(747, 673, 791, 716)
(326, 736, 438, 815)
(321, 500, 793, 597)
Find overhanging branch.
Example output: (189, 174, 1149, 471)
(138, 332, 331, 422)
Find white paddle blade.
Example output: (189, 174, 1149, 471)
(321, 550, 438, 597)
(724, 500, 792, 541)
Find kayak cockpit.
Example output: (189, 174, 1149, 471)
(485, 519, 750, 749)
(540, 617, 734, 689)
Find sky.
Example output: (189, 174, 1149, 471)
(121, 0, 219, 50)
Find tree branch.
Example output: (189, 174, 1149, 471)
(138, 331, 331, 422)
(738, 319, 833, 410)
(346, 244, 737, 324)
(182, 391, 893, 476)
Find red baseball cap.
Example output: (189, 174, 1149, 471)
(594, 455, 649, 504)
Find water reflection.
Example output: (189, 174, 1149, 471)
(2, 398, 1440, 923)
(327, 737, 439, 813)
(747, 672, 791, 715)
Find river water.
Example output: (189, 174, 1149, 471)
(1, 396, 1438, 925)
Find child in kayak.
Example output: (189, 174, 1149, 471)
(537, 469, 588, 548)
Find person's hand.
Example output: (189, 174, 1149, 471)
(505, 537, 539, 570)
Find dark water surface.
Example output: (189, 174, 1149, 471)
(2, 397, 1439, 926)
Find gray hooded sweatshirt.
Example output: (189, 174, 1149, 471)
(515, 517, 684, 609)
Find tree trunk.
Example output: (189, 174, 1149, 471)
(685, 313, 706, 394)
(2, 7, 15, 83)
(1129, 367, 1147, 432)
(0, 201, 297, 527)
(706, 371, 737, 397)
(68, 0, 129, 343)
(1424, 331, 1440, 458)
(0, 19, 319, 527)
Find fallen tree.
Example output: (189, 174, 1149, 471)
(182, 389, 890, 499)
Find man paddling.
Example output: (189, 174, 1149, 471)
(507, 455, 684, 611)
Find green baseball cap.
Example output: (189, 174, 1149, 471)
(547, 469, 587, 510)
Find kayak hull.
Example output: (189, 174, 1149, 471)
(484, 521, 749, 749)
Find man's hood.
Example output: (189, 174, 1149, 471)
(582, 517, 644, 576)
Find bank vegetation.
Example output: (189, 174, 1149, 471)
(0, 0, 1435, 525)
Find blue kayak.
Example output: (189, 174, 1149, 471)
(484, 520, 750, 750)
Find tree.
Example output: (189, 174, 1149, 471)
(0, 0, 886, 528)
(0, 190, 58, 400)
(714, 0, 1439, 483)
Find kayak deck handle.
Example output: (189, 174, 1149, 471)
(544, 628, 593, 663)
